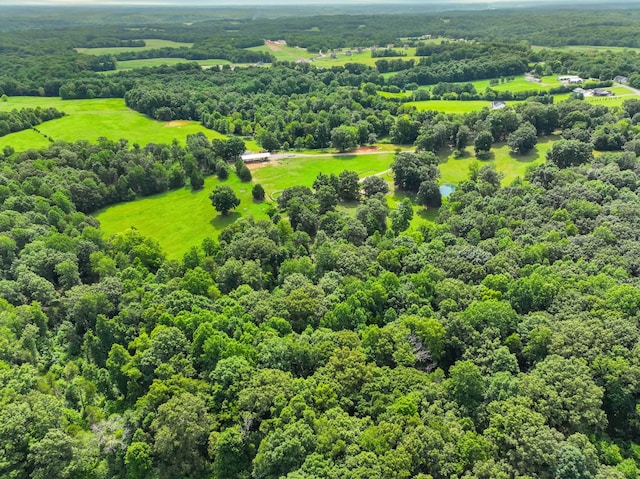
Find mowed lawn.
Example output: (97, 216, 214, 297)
(96, 153, 396, 258)
(438, 135, 556, 185)
(76, 39, 194, 55)
(0, 97, 226, 150)
(404, 100, 507, 113)
(247, 44, 317, 62)
(94, 143, 555, 259)
(254, 152, 395, 195)
(97, 174, 273, 259)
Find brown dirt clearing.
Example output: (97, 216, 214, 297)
(164, 120, 190, 127)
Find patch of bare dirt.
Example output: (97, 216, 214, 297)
(164, 120, 190, 127)
(353, 146, 380, 154)
(246, 160, 277, 170)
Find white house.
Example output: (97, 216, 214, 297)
(557, 75, 583, 84)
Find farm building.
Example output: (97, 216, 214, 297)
(557, 75, 583, 84)
(241, 152, 271, 163)
(491, 101, 507, 110)
(593, 88, 614, 97)
(614, 75, 629, 84)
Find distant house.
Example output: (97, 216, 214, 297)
(573, 87, 586, 95)
(241, 152, 271, 163)
(558, 75, 583, 84)
(420, 34, 432, 40)
(491, 101, 507, 110)
(614, 75, 629, 84)
(593, 88, 614, 97)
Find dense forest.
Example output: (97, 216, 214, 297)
(3, 5, 640, 479)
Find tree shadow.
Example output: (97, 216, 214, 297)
(210, 211, 241, 228)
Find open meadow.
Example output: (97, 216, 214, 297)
(0, 97, 227, 150)
(404, 99, 505, 113)
(96, 139, 553, 259)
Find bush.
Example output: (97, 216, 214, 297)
(252, 183, 265, 201)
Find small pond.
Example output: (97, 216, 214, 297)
(439, 183, 456, 198)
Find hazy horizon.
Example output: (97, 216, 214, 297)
(0, 0, 619, 5)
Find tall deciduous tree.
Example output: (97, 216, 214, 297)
(210, 185, 240, 215)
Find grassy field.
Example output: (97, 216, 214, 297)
(76, 39, 193, 55)
(404, 100, 503, 113)
(115, 58, 230, 71)
(94, 141, 555, 259)
(313, 50, 420, 68)
(438, 135, 556, 185)
(0, 97, 226, 150)
(96, 152, 396, 258)
(248, 44, 317, 62)
(97, 174, 272, 259)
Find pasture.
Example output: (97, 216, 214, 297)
(115, 58, 230, 71)
(404, 100, 500, 113)
(76, 39, 194, 55)
(248, 44, 316, 62)
(95, 139, 555, 259)
(97, 174, 272, 260)
(0, 97, 227, 150)
(438, 136, 555, 185)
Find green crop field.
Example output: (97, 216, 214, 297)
(76, 39, 194, 55)
(115, 58, 230, 71)
(0, 97, 228, 151)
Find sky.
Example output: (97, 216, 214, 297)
(0, 0, 586, 4)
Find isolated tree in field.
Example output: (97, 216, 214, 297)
(546, 140, 593, 168)
(216, 161, 229, 180)
(210, 185, 240, 215)
(474, 130, 493, 156)
(252, 183, 265, 201)
(331, 125, 358, 152)
(361, 175, 389, 197)
(507, 122, 538, 154)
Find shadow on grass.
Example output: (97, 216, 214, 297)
(509, 148, 542, 163)
(418, 207, 439, 222)
(211, 211, 241, 228)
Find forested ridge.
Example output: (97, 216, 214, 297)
(4, 6, 640, 479)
